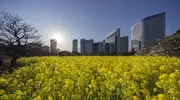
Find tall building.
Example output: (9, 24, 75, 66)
(72, 39, 78, 52)
(131, 12, 165, 52)
(80, 39, 86, 55)
(85, 39, 94, 54)
(110, 43, 115, 53)
(105, 28, 120, 54)
(50, 39, 57, 54)
(105, 43, 110, 54)
(93, 42, 103, 54)
(120, 36, 129, 53)
(102, 40, 106, 53)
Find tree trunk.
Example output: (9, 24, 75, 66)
(8, 52, 18, 73)
(8, 42, 21, 73)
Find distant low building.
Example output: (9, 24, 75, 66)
(42, 45, 49, 52)
(58, 51, 72, 56)
(26, 43, 42, 56)
(41, 45, 49, 55)
(56, 48, 60, 54)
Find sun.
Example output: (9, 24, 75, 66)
(52, 33, 65, 43)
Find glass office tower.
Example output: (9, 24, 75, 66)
(131, 12, 165, 52)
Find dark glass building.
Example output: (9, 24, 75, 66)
(93, 42, 103, 54)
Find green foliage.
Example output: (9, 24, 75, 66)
(0, 56, 180, 100)
(136, 30, 180, 57)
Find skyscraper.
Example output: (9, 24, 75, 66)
(85, 39, 94, 54)
(50, 39, 57, 54)
(131, 12, 165, 52)
(72, 39, 78, 52)
(131, 22, 142, 52)
(80, 39, 86, 55)
(93, 42, 103, 54)
(120, 36, 129, 53)
(102, 40, 106, 53)
(105, 43, 110, 54)
(105, 28, 120, 54)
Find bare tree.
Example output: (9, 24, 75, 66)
(0, 11, 40, 73)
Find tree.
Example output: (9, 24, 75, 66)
(0, 11, 40, 73)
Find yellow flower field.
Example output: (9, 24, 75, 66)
(0, 56, 180, 100)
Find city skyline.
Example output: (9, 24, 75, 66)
(74, 12, 164, 54)
(0, 0, 180, 51)
(76, 28, 128, 55)
(47, 12, 164, 53)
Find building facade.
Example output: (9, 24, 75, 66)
(102, 40, 106, 53)
(72, 39, 78, 52)
(80, 39, 86, 55)
(120, 36, 129, 53)
(42, 45, 49, 55)
(131, 12, 165, 52)
(93, 42, 103, 54)
(50, 39, 57, 54)
(105, 43, 110, 54)
(105, 28, 120, 54)
(85, 39, 94, 55)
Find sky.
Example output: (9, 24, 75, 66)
(0, 0, 180, 51)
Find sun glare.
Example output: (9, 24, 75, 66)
(52, 33, 65, 43)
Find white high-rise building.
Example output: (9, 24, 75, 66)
(50, 39, 57, 54)
(105, 28, 120, 54)
(131, 12, 165, 52)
